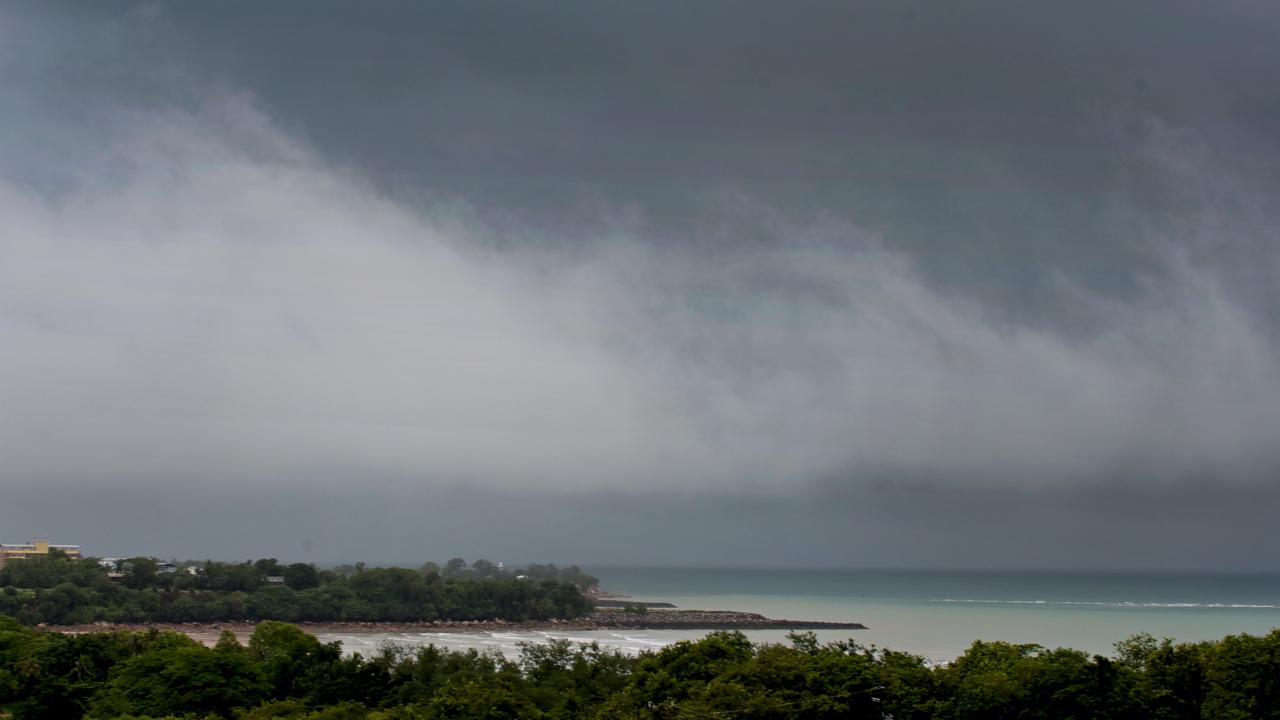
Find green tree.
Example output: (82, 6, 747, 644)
(249, 621, 332, 700)
(1202, 630, 1280, 719)
(1116, 633, 1211, 719)
(284, 563, 321, 591)
(90, 644, 269, 718)
(121, 557, 158, 591)
(471, 559, 499, 579)
(428, 677, 543, 720)
(443, 558, 467, 578)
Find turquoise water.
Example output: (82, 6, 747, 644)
(588, 567, 1280, 661)
(318, 568, 1280, 663)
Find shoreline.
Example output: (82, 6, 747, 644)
(46, 610, 866, 646)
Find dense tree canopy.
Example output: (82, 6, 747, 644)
(3, 615, 1280, 719)
(0, 556, 594, 625)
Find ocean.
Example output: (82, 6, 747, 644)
(318, 567, 1280, 664)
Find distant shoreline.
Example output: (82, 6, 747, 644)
(47, 610, 866, 646)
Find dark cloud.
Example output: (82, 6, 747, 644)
(1, 1, 1278, 568)
(12, 482, 1280, 572)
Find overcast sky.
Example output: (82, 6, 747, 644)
(2, 1, 1279, 570)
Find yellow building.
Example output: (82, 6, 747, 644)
(0, 537, 82, 568)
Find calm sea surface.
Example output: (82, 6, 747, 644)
(319, 567, 1280, 664)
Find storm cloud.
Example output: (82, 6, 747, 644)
(2, 1, 1278, 567)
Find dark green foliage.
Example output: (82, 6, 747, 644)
(935, 640, 1133, 720)
(512, 564, 599, 593)
(1202, 630, 1280, 719)
(0, 624, 202, 720)
(88, 644, 270, 718)
(0, 556, 593, 626)
(5, 616, 1280, 720)
(284, 563, 322, 591)
(1115, 632, 1213, 718)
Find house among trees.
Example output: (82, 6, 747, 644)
(98, 557, 193, 580)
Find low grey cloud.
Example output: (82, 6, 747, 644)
(1, 95, 1277, 501)
(2, 1, 1279, 567)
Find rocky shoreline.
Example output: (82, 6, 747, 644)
(583, 610, 866, 631)
(48, 610, 866, 645)
(592, 599, 678, 609)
